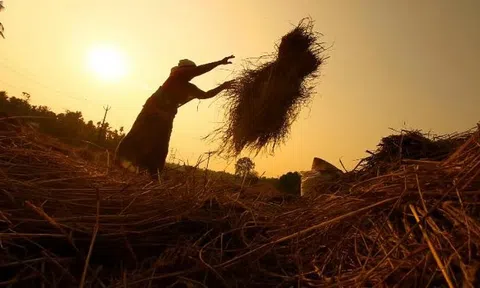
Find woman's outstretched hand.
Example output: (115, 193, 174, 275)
(220, 55, 235, 65)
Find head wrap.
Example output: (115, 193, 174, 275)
(170, 59, 196, 74)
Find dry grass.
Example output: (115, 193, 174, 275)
(1, 121, 480, 287)
(210, 18, 328, 157)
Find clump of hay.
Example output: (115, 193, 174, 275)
(212, 18, 328, 156)
(359, 129, 472, 176)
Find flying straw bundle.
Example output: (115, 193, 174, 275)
(212, 18, 328, 156)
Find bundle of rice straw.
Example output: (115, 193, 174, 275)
(212, 18, 328, 156)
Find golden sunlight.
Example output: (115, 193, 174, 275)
(87, 45, 127, 81)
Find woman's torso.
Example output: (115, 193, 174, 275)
(150, 73, 195, 111)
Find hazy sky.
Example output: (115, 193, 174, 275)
(1, 0, 479, 177)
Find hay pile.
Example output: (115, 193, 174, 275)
(213, 18, 328, 156)
(358, 129, 474, 178)
(1, 122, 480, 287)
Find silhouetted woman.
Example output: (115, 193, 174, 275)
(115, 55, 235, 177)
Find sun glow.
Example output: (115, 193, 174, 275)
(87, 45, 127, 81)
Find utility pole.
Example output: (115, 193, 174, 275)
(97, 105, 111, 142)
(203, 150, 216, 185)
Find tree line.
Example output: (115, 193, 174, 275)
(0, 91, 125, 151)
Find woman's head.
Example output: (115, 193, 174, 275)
(171, 59, 196, 74)
(178, 59, 196, 67)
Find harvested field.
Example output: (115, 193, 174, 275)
(1, 121, 480, 287)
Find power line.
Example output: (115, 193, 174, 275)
(0, 59, 130, 108)
(0, 59, 89, 102)
(0, 78, 22, 91)
(0, 60, 145, 112)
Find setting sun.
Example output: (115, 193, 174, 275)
(87, 45, 127, 81)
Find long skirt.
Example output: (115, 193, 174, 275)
(115, 100, 176, 176)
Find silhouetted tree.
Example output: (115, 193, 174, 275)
(22, 92, 31, 101)
(235, 157, 259, 186)
(0, 91, 8, 104)
(278, 172, 301, 195)
(235, 157, 255, 178)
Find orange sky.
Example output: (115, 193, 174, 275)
(1, 0, 479, 177)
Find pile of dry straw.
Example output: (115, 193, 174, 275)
(1, 120, 480, 287)
(212, 18, 328, 156)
